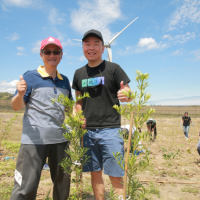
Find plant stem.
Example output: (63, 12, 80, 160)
(123, 112, 134, 199)
(76, 172, 79, 200)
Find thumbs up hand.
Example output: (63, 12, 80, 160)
(16, 75, 27, 97)
(120, 81, 124, 90)
(117, 81, 128, 102)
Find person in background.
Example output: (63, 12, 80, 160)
(10, 36, 72, 200)
(146, 119, 157, 142)
(182, 112, 193, 139)
(121, 124, 143, 152)
(197, 131, 200, 161)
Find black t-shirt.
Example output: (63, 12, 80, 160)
(72, 60, 130, 129)
(182, 116, 191, 126)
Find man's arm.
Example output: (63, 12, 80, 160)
(75, 90, 83, 112)
(152, 125, 156, 132)
(182, 117, 184, 124)
(147, 124, 151, 133)
(117, 82, 133, 102)
(11, 76, 27, 111)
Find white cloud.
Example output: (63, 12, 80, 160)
(0, 80, 18, 94)
(163, 32, 195, 44)
(190, 49, 200, 59)
(138, 37, 159, 49)
(117, 37, 166, 55)
(16, 52, 24, 56)
(70, 0, 122, 43)
(135, 37, 166, 53)
(62, 38, 81, 47)
(174, 32, 196, 43)
(168, 0, 200, 30)
(0, 80, 18, 87)
(17, 46, 25, 51)
(79, 55, 86, 61)
(16, 46, 26, 56)
(163, 35, 172, 39)
(172, 49, 183, 56)
(32, 41, 41, 54)
(48, 8, 65, 25)
(1, 0, 42, 8)
(6, 32, 19, 41)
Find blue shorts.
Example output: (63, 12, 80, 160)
(83, 128, 124, 177)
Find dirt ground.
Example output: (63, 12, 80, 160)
(0, 112, 200, 200)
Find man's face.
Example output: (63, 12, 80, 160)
(185, 113, 188, 117)
(82, 36, 105, 62)
(40, 44, 62, 68)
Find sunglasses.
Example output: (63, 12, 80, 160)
(42, 50, 62, 55)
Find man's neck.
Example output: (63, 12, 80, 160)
(88, 59, 104, 68)
(43, 65, 57, 79)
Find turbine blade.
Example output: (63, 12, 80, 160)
(73, 39, 82, 41)
(108, 17, 139, 45)
(107, 47, 112, 62)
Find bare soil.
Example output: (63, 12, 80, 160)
(0, 113, 200, 199)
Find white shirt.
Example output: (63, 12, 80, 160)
(121, 124, 136, 135)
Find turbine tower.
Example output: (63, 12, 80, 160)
(73, 17, 138, 62)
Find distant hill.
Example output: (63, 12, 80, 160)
(148, 96, 200, 106)
(0, 92, 13, 100)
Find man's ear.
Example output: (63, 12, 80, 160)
(102, 46, 105, 54)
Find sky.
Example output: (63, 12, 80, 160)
(0, 0, 200, 104)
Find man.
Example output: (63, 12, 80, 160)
(197, 132, 200, 161)
(72, 29, 132, 200)
(146, 119, 157, 141)
(120, 124, 143, 152)
(182, 112, 193, 139)
(10, 36, 72, 200)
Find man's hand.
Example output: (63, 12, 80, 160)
(11, 75, 27, 111)
(17, 75, 27, 97)
(117, 81, 128, 102)
(81, 118, 86, 129)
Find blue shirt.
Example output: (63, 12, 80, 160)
(14, 66, 72, 144)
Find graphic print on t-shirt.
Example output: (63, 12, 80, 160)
(82, 77, 105, 87)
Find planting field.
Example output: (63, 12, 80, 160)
(0, 112, 200, 199)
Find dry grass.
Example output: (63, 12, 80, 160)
(0, 113, 200, 199)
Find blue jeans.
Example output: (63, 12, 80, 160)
(183, 126, 190, 138)
(83, 128, 124, 177)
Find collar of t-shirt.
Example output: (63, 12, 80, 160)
(86, 60, 105, 73)
(37, 65, 63, 80)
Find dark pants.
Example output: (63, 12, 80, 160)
(197, 146, 200, 155)
(10, 142, 70, 200)
(152, 127, 157, 139)
(149, 126, 157, 140)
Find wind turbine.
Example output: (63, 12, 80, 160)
(73, 17, 138, 62)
